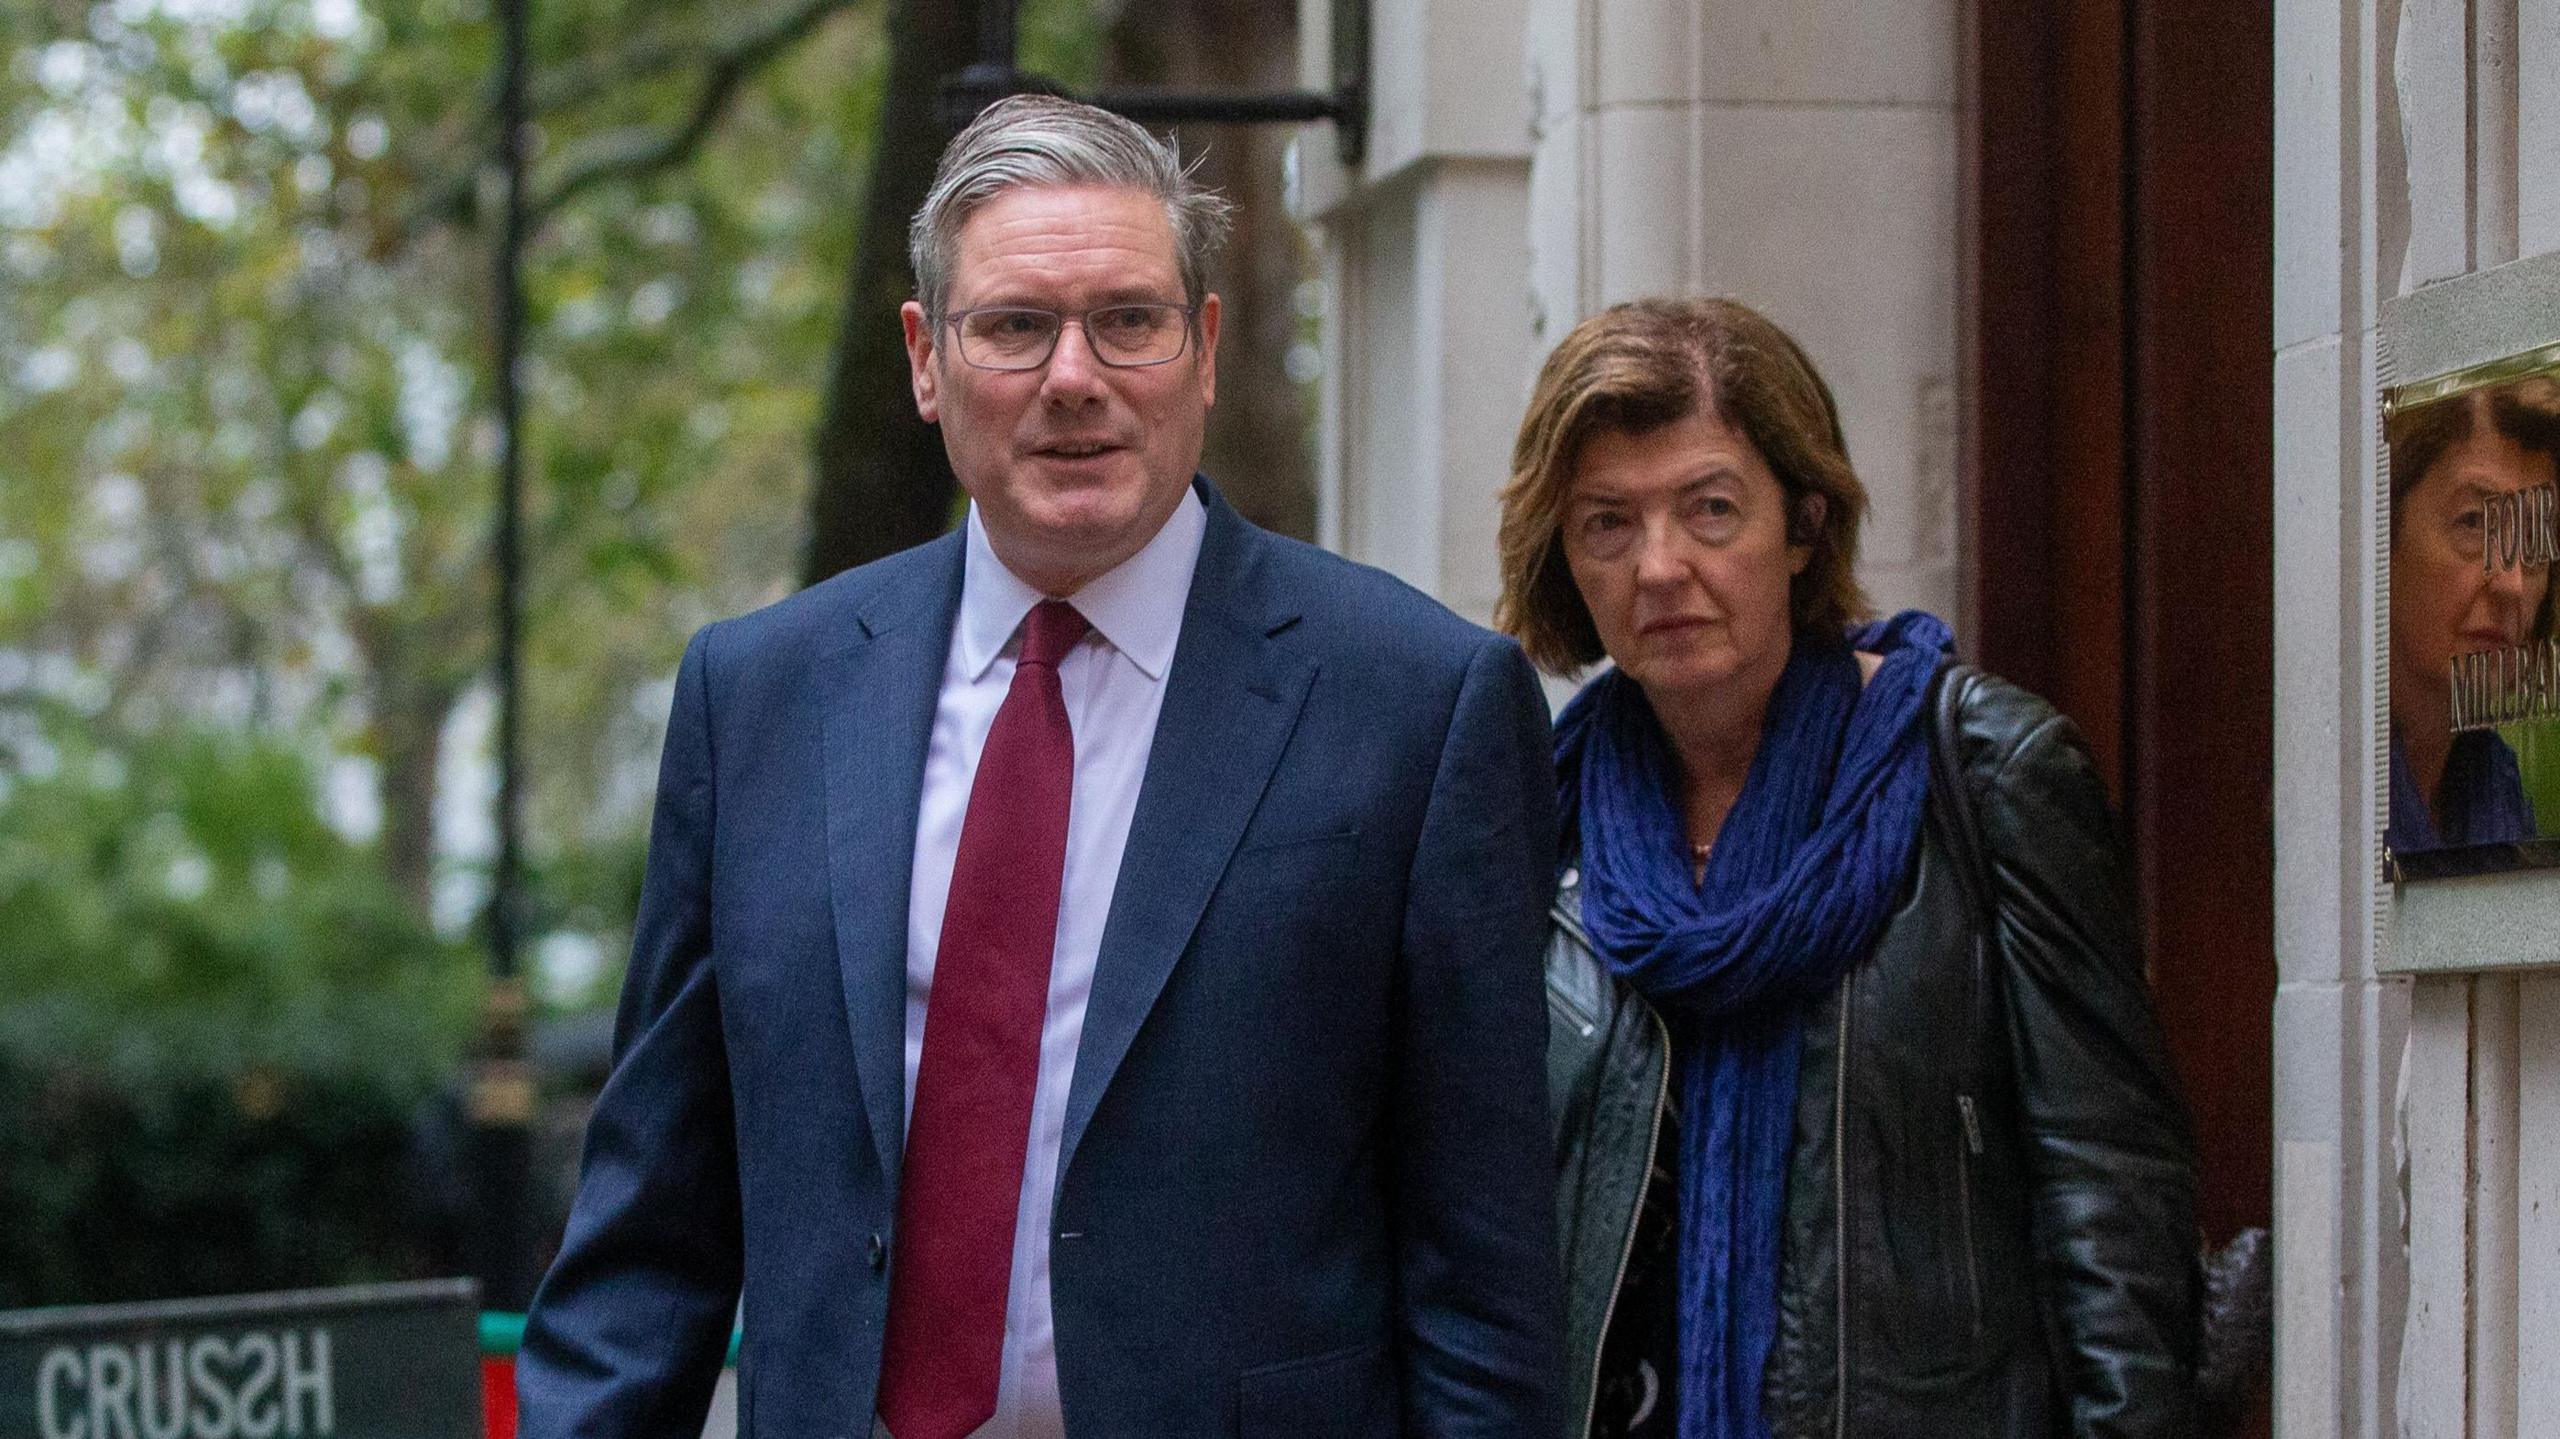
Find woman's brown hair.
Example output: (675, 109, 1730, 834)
(2387, 375, 2560, 520)
(2387, 375, 2560, 641)
(1494, 296, 1873, 675)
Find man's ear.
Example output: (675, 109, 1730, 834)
(901, 301, 940, 423)
(1193, 292, 1220, 410)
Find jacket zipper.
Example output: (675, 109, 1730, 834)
(1580, 999, 1673, 1439)
(1954, 1093, 1986, 1335)
(1832, 969, 1853, 1439)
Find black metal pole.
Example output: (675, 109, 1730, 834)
(978, 0, 1016, 69)
(935, 0, 1022, 132)
(470, 0, 538, 1313)
(492, 0, 526, 998)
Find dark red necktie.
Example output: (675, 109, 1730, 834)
(879, 599, 1087, 1439)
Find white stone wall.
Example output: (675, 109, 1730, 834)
(2274, 0, 2560, 1434)
(1521, 0, 1963, 629)
(2270, 5, 2402, 1428)
(2384, 0, 2560, 1424)
(1294, 0, 1537, 628)
(1300, 0, 1961, 637)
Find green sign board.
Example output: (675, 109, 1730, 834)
(0, 1279, 481, 1439)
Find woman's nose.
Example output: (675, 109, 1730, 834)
(1631, 518, 1689, 585)
(2483, 558, 2534, 633)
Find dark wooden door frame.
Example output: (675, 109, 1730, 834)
(1961, 0, 2275, 1254)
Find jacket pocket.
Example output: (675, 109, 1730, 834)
(1236, 1341, 1394, 1439)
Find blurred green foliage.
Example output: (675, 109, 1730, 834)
(0, 0, 1108, 899)
(2500, 721, 2560, 834)
(0, 0, 1110, 1307)
(0, 701, 480, 1305)
(0, 0, 900, 876)
(0, 702, 477, 1075)
(0, 1051, 448, 1307)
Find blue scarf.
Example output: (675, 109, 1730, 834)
(1554, 610, 1951, 1439)
(2386, 724, 2535, 852)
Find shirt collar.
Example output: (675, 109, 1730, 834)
(956, 487, 1207, 682)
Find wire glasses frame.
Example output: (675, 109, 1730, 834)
(943, 302, 1200, 371)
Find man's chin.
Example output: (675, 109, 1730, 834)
(1020, 489, 1143, 541)
(979, 491, 1173, 589)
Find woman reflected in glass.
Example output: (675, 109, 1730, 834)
(2385, 376, 2560, 853)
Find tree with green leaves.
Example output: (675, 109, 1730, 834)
(0, 0, 1106, 925)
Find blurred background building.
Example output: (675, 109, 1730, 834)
(3, 0, 2554, 1433)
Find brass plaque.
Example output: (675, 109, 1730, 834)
(2386, 345, 2560, 879)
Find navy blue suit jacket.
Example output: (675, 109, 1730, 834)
(519, 481, 1564, 1437)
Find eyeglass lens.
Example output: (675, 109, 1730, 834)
(955, 305, 1190, 369)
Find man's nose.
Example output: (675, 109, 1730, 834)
(1039, 319, 1109, 403)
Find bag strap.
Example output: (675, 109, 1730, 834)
(1926, 660, 1996, 935)
(1926, 662, 2260, 1429)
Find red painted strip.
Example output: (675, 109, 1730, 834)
(482, 1356, 518, 1439)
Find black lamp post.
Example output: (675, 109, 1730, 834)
(468, 0, 539, 1313)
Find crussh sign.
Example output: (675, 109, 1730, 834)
(36, 1327, 332, 1439)
(2, 1281, 476, 1439)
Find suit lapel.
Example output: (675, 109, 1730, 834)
(1058, 496, 1314, 1181)
(818, 532, 964, 1193)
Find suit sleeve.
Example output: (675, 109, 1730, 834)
(1392, 634, 1567, 1437)
(518, 624, 743, 1437)
(1978, 708, 2200, 1439)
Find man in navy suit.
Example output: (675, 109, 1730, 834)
(518, 94, 1563, 1438)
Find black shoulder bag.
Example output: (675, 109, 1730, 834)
(1923, 661, 2270, 1438)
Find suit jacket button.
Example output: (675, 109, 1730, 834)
(868, 1232, 887, 1272)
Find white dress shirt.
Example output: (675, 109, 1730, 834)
(898, 489, 1206, 1439)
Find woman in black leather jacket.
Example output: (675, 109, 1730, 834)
(1494, 297, 2199, 1439)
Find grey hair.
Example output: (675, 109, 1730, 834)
(909, 93, 1235, 325)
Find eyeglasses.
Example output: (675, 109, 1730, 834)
(945, 303, 1197, 371)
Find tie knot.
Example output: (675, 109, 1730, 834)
(1018, 599, 1088, 669)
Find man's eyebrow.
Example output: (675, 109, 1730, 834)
(1090, 286, 1185, 306)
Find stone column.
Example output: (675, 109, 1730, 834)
(1521, 0, 1964, 628)
(2271, 0, 2557, 1433)
(1293, 0, 1536, 628)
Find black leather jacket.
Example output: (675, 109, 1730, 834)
(1547, 667, 2200, 1438)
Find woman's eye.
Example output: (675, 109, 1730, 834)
(1683, 495, 1739, 528)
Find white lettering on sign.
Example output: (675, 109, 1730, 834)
(30, 1328, 335, 1439)
(38, 1348, 82, 1439)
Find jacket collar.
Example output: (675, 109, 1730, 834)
(823, 478, 1315, 1195)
